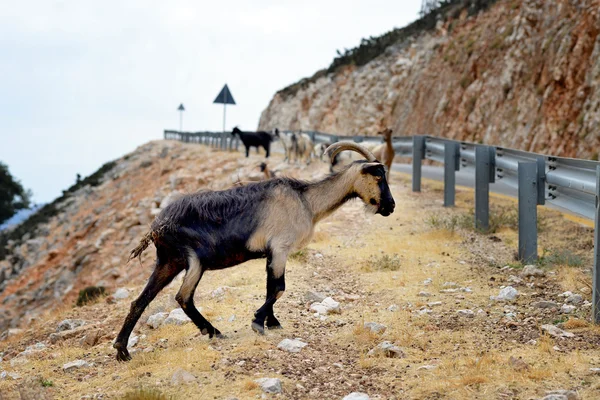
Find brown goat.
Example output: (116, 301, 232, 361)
(372, 128, 394, 179)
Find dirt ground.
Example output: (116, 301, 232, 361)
(1, 142, 600, 399)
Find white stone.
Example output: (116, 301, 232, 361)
(277, 338, 308, 353)
(171, 368, 196, 385)
(417, 365, 437, 370)
(560, 304, 576, 314)
(304, 290, 326, 303)
(57, 319, 86, 332)
(364, 322, 387, 334)
(558, 291, 573, 298)
(146, 312, 169, 329)
(422, 278, 433, 286)
(255, 378, 282, 394)
(521, 265, 545, 277)
(163, 308, 192, 325)
(456, 309, 475, 318)
(228, 315, 236, 322)
(590, 368, 600, 374)
(417, 291, 431, 297)
(387, 304, 399, 312)
(428, 301, 442, 307)
(127, 335, 139, 349)
(367, 341, 405, 358)
(310, 297, 340, 315)
(544, 389, 579, 400)
(211, 286, 235, 298)
(343, 392, 370, 400)
(63, 359, 90, 371)
(491, 286, 518, 302)
(541, 324, 575, 338)
(565, 294, 583, 305)
(113, 288, 130, 300)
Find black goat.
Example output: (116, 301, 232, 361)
(114, 142, 395, 361)
(232, 127, 273, 158)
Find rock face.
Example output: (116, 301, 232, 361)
(259, 0, 600, 161)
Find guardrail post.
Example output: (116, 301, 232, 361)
(475, 146, 491, 231)
(593, 166, 600, 323)
(444, 142, 460, 207)
(412, 136, 425, 192)
(518, 162, 538, 263)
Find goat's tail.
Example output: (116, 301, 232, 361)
(128, 230, 153, 263)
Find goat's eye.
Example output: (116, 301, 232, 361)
(375, 176, 382, 181)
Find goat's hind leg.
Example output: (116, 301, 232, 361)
(176, 249, 223, 338)
(114, 258, 181, 361)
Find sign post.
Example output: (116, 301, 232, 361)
(177, 103, 185, 132)
(213, 84, 236, 149)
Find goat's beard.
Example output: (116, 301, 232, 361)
(364, 203, 378, 215)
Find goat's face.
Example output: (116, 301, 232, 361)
(232, 127, 241, 136)
(354, 162, 395, 216)
(377, 128, 393, 139)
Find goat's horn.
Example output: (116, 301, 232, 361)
(325, 141, 378, 163)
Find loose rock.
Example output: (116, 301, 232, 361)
(532, 301, 559, 309)
(113, 288, 130, 300)
(171, 368, 196, 385)
(255, 378, 282, 394)
(544, 390, 579, 400)
(63, 359, 90, 371)
(561, 304, 576, 314)
(521, 265, 545, 277)
(146, 312, 169, 329)
(542, 324, 575, 338)
(367, 341, 405, 358)
(57, 319, 86, 332)
(456, 309, 474, 318)
(304, 290, 326, 303)
(565, 294, 583, 305)
(277, 338, 308, 353)
(491, 286, 518, 302)
(343, 392, 370, 400)
(163, 308, 192, 325)
(363, 322, 387, 334)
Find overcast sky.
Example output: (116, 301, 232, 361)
(0, 1, 421, 204)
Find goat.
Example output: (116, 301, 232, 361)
(259, 162, 275, 179)
(293, 133, 313, 165)
(113, 142, 395, 361)
(372, 128, 394, 180)
(313, 143, 328, 161)
(273, 129, 294, 163)
(232, 127, 273, 158)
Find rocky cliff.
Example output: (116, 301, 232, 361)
(259, 0, 600, 159)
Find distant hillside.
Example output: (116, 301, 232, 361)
(259, 0, 600, 159)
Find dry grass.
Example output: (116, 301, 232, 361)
(2, 152, 600, 399)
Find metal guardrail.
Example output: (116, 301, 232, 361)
(165, 128, 600, 322)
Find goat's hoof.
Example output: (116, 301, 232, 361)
(251, 321, 265, 335)
(267, 324, 282, 330)
(266, 316, 282, 330)
(116, 349, 132, 362)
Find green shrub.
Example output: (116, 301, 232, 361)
(76, 286, 106, 307)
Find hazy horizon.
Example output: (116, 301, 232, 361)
(1, 1, 421, 204)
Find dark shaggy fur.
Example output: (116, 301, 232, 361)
(232, 127, 273, 158)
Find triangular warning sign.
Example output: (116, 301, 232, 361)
(213, 84, 236, 105)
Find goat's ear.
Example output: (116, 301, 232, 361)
(361, 162, 384, 176)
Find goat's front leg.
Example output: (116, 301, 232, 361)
(252, 252, 286, 334)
